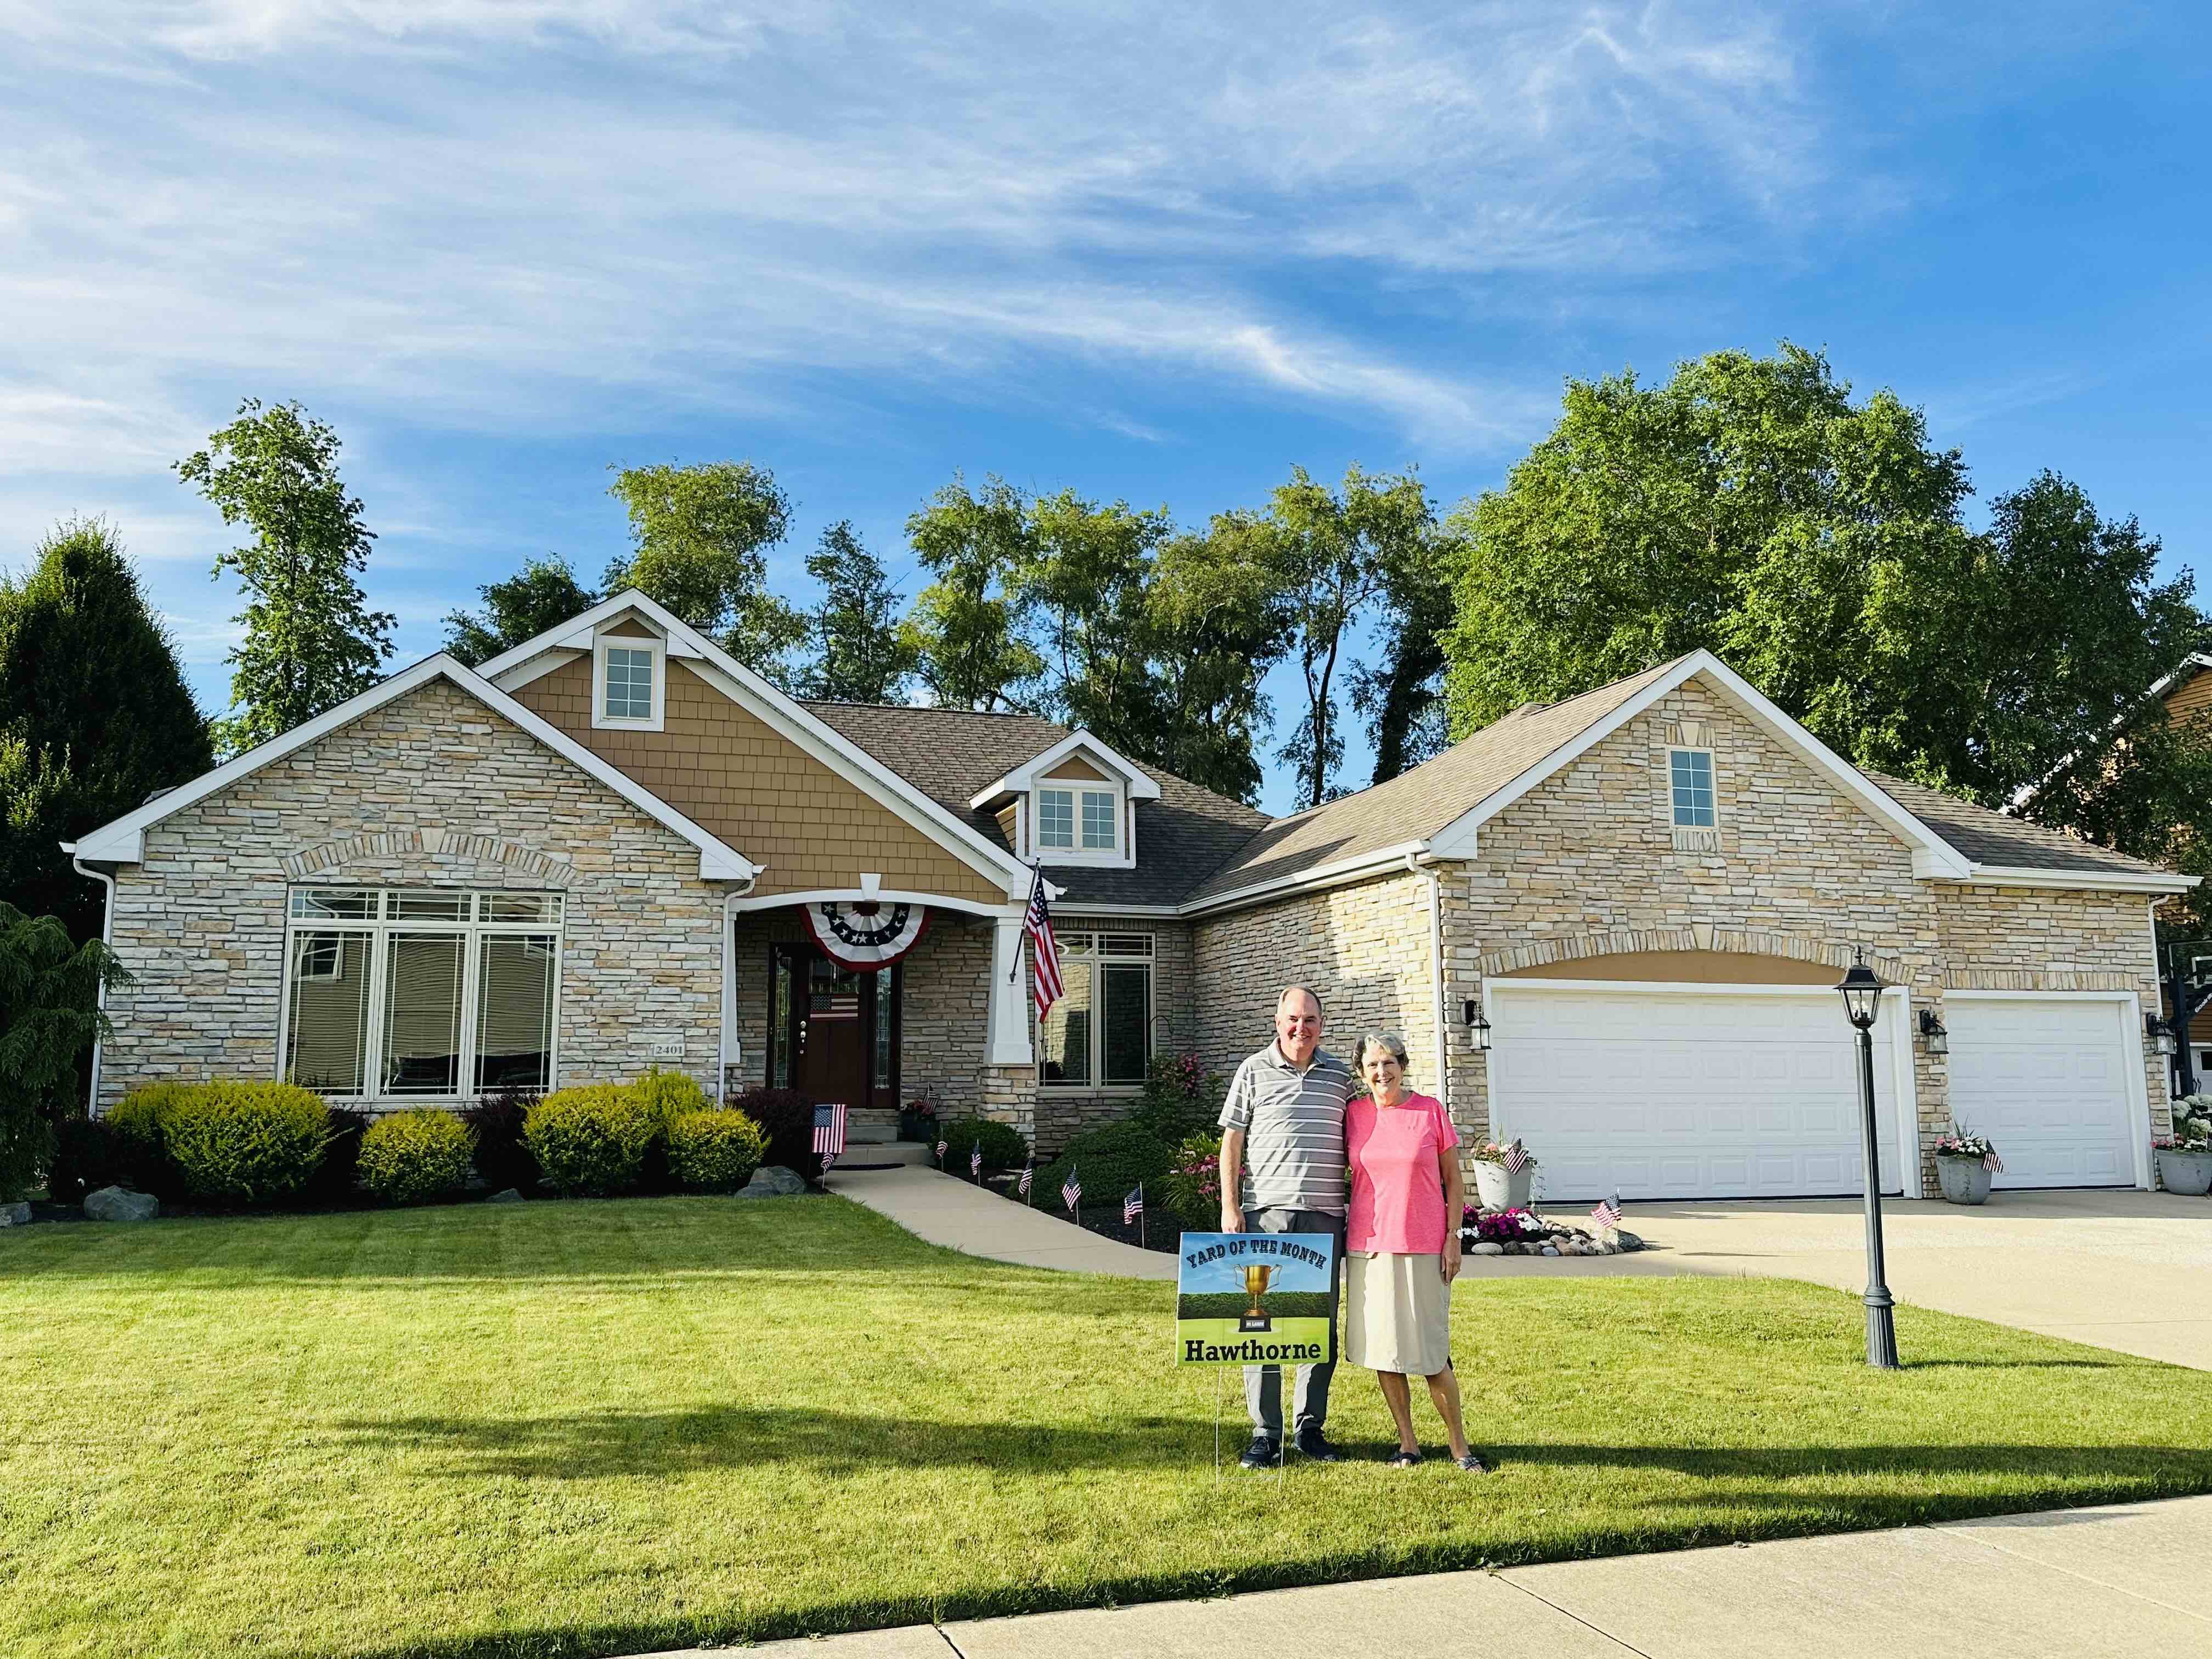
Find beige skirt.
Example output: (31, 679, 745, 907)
(1345, 1250, 1453, 1375)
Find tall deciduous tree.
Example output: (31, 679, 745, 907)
(899, 475, 1043, 712)
(602, 461, 807, 686)
(176, 399, 394, 754)
(0, 519, 211, 939)
(1146, 527, 1290, 803)
(803, 522, 913, 703)
(1020, 490, 1175, 749)
(1353, 518, 1459, 786)
(442, 555, 598, 667)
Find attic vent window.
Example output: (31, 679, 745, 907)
(1669, 748, 1716, 827)
(604, 648, 654, 720)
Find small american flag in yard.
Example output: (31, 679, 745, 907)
(935, 1136, 948, 1164)
(970, 1143, 983, 1178)
(1062, 1166, 1082, 1212)
(811, 1102, 847, 1159)
(1123, 1184, 1144, 1224)
(1018, 1160, 1033, 1198)
(1502, 1140, 1530, 1174)
(1591, 1193, 1622, 1231)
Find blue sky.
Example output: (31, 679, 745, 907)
(4, 3, 2207, 814)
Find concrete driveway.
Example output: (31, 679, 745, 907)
(1608, 1189, 2212, 1368)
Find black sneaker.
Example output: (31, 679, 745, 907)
(1238, 1435, 1282, 1471)
(1294, 1427, 1345, 1464)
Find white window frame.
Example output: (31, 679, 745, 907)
(1030, 781, 1134, 868)
(1668, 746, 1717, 828)
(592, 634, 666, 732)
(1037, 930, 1155, 1091)
(276, 887, 565, 1102)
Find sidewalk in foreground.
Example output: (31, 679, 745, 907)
(674, 1493, 2212, 1658)
(823, 1164, 1175, 1278)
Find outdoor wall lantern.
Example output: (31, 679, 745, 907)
(2147, 1013, 2177, 1057)
(1836, 949, 1900, 1370)
(1462, 996, 1492, 1051)
(1917, 1008, 1948, 1056)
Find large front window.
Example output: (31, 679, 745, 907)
(283, 888, 562, 1098)
(1038, 932, 1152, 1087)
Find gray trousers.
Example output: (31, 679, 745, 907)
(1243, 1206, 1344, 1440)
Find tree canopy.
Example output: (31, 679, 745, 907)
(443, 555, 597, 668)
(803, 522, 913, 703)
(176, 399, 394, 755)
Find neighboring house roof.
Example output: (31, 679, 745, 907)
(69, 655, 762, 882)
(1866, 773, 2180, 883)
(802, 701, 1270, 909)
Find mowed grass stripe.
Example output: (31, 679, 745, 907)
(3, 1197, 2210, 1657)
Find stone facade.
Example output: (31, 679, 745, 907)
(97, 680, 729, 1110)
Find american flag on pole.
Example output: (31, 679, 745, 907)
(1018, 1159, 1034, 1200)
(811, 1102, 847, 1160)
(969, 1143, 983, 1180)
(1122, 1184, 1144, 1224)
(935, 1136, 948, 1166)
(1061, 1165, 1082, 1213)
(1591, 1192, 1622, 1231)
(1020, 866, 1065, 1019)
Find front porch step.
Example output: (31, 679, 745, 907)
(846, 1108, 902, 1145)
(831, 1139, 935, 1168)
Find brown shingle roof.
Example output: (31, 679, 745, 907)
(1181, 659, 1684, 904)
(1864, 773, 2174, 879)
(799, 701, 1269, 907)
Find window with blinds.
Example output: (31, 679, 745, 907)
(1037, 932, 1153, 1088)
(281, 888, 562, 1098)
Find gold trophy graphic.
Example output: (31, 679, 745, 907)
(1239, 1263, 1277, 1331)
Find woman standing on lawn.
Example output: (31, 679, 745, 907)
(1345, 1030, 1488, 1472)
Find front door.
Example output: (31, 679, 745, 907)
(770, 943, 901, 1112)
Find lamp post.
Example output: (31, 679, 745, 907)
(1837, 949, 1900, 1370)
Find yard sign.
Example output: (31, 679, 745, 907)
(1175, 1231, 1338, 1366)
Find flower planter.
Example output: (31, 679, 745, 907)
(1936, 1155, 1994, 1205)
(1471, 1163, 1533, 1211)
(2155, 1147, 2212, 1197)
(899, 1111, 936, 1143)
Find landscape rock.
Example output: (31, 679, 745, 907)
(1615, 1229, 1644, 1251)
(487, 1188, 524, 1204)
(1470, 1241, 1504, 1256)
(737, 1165, 809, 1199)
(84, 1186, 158, 1223)
(1541, 1245, 1561, 1257)
(0, 1201, 30, 1227)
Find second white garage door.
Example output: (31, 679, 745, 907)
(1944, 995, 2143, 1188)
(1486, 982, 1912, 1201)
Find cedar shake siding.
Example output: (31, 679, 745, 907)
(512, 654, 1006, 905)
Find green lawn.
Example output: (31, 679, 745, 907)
(7, 1198, 2212, 1659)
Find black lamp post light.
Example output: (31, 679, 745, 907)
(1463, 996, 1492, 1051)
(1837, 949, 1900, 1370)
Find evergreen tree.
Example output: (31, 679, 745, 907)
(176, 399, 394, 753)
(802, 522, 913, 702)
(443, 555, 598, 667)
(0, 519, 211, 939)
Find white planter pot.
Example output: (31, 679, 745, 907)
(2155, 1148, 2212, 1197)
(1936, 1156, 1994, 1205)
(1471, 1163, 1533, 1211)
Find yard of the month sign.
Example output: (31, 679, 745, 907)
(1175, 1231, 1338, 1365)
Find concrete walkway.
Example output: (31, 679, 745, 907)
(665, 1493, 2212, 1657)
(824, 1164, 1175, 1278)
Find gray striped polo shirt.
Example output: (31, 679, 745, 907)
(1218, 1042, 1356, 1216)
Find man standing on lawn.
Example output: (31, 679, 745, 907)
(1218, 983, 1355, 1470)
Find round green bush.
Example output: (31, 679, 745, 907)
(667, 1108, 769, 1193)
(103, 1081, 196, 1193)
(161, 1080, 334, 1204)
(940, 1116, 1029, 1172)
(626, 1068, 712, 1126)
(523, 1085, 658, 1197)
(357, 1109, 477, 1205)
(1039, 1119, 1172, 1214)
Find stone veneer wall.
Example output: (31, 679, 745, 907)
(1189, 872, 1444, 1100)
(1434, 674, 2170, 1187)
(95, 679, 729, 1110)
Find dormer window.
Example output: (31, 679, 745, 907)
(1080, 789, 1115, 851)
(1038, 788, 1075, 849)
(592, 634, 665, 732)
(970, 731, 1157, 871)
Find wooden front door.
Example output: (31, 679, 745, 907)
(770, 943, 900, 1111)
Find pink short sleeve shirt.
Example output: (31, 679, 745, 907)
(1345, 1092, 1460, 1255)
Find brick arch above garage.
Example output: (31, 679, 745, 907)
(1480, 927, 1915, 988)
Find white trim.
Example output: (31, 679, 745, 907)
(1427, 651, 1975, 878)
(1179, 840, 1433, 918)
(1029, 780, 1135, 870)
(591, 634, 665, 732)
(70, 654, 763, 884)
(491, 648, 581, 694)
(967, 730, 1162, 808)
(1482, 978, 1859, 999)
(478, 589, 1030, 895)
(1941, 988, 2147, 1001)
(68, 850, 115, 1115)
(1054, 903, 1183, 918)
(1940, 988, 2156, 1191)
(1421, 857, 1449, 1118)
(1950, 864, 2198, 894)
(731, 886, 1008, 920)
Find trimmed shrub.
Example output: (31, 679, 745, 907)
(728, 1087, 817, 1180)
(667, 1108, 769, 1193)
(940, 1116, 1029, 1173)
(306, 1106, 372, 1206)
(44, 1115, 122, 1203)
(357, 1109, 477, 1205)
(105, 1081, 195, 1194)
(161, 1080, 334, 1204)
(1128, 1051, 1226, 1146)
(627, 1069, 712, 1125)
(1040, 1119, 1172, 1215)
(462, 1087, 541, 1195)
(524, 1085, 657, 1197)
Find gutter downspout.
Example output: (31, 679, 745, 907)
(717, 873, 759, 1102)
(69, 848, 115, 1118)
(1408, 850, 1449, 1119)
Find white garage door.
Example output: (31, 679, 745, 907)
(1487, 983, 1910, 1201)
(1944, 996, 2142, 1188)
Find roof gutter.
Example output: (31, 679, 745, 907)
(1950, 864, 2199, 895)
(67, 847, 114, 1117)
(1176, 839, 1435, 919)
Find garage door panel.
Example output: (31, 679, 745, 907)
(1943, 998, 2138, 1190)
(1492, 986, 1905, 1201)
